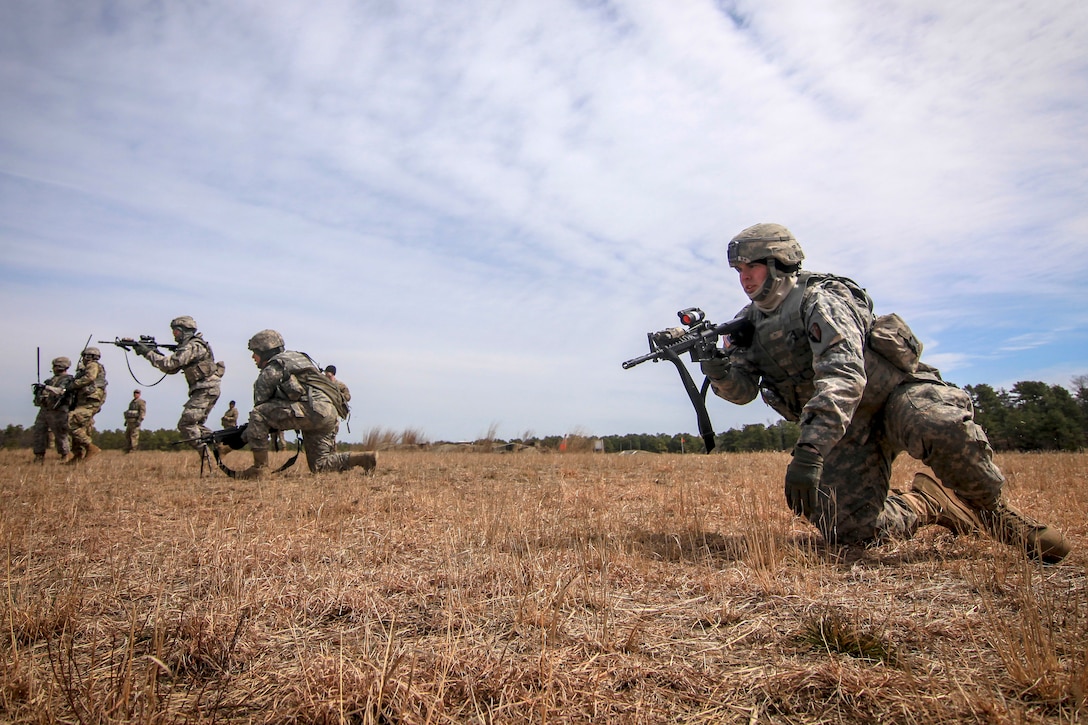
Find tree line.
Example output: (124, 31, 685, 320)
(4, 377, 1086, 454)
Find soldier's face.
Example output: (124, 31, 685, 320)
(172, 327, 184, 342)
(252, 352, 265, 369)
(735, 262, 768, 298)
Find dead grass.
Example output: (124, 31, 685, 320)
(1, 449, 1085, 723)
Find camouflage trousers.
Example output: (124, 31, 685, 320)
(125, 422, 141, 452)
(33, 408, 70, 456)
(68, 401, 103, 454)
(245, 399, 353, 473)
(809, 379, 1005, 545)
(178, 386, 220, 450)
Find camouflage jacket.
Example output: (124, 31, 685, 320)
(145, 332, 222, 391)
(220, 406, 239, 428)
(124, 397, 146, 424)
(253, 350, 336, 419)
(708, 272, 907, 456)
(34, 372, 75, 411)
(70, 361, 107, 405)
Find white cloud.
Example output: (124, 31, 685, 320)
(1, 0, 1086, 441)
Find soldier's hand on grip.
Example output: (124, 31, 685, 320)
(785, 446, 822, 517)
(699, 354, 730, 381)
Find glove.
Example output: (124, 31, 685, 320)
(699, 354, 730, 381)
(133, 342, 153, 356)
(784, 445, 822, 517)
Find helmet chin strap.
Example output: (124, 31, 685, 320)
(749, 261, 798, 313)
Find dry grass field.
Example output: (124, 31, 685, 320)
(1, 448, 1086, 723)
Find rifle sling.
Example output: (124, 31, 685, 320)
(661, 347, 716, 453)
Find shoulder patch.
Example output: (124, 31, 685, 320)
(809, 323, 823, 344)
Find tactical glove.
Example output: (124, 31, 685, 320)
(784, 445, 822, 517)
(699, 354, 730, 381)
(133, 342, 153, 356)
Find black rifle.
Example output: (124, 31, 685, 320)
(99, 335, 178, 351)
(622, 308, 754, 453)
(172, 424, 301, 478)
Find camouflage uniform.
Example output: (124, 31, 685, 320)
(706, 224, 1011, 548)
(238, 329, 371, 477)
(32, 357, 74, 459)
(323, 366, 351, 438)
(138, 317, 223, 450)
(246, 350, 355, 472)
(68, 350, 107, 459)
(220, 401, 239, 428)
(709, 271, 1005, 545)
(123, 390, 146, 452)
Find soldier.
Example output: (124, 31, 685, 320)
(32, 356, 74, 462)
(323, 365, 352, 403)
(132, 316, 223, 450)
(221, 400, 239, 428)
(240, 329, 375, 478)
(701, 223, 1069, 562)
(67, 347, 107, 463)
(323, 364, 352, 441)
(123, 389, 146, 452)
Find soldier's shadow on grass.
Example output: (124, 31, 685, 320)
(630, 528, 978, 567)
(630, 529, 824, 564)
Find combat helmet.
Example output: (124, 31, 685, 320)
(81, 347, 101, 360)
(727, 223, 804, 312)
(248, 329, 285, 353)
(170, 315, 198, 331)
(727, 223, 804, 269)
(52, 356, 72, 370)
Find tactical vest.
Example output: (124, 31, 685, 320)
(36, 373, 74, 410)
(74, 362, 108, 404)
(742, 272, 874, 420)
(180, 335, 222, 388)
(271, 351, 349, 419)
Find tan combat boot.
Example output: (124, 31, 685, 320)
(978, 501, 1071, 564)
(907, 473, 982, 535)
(238, 449, 270, 480)
(346, 451, 377, 473)
(84, 443, 101, 461)
(65, 447, 84, 465)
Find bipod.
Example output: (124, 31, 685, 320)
(205, 436, 303, 479)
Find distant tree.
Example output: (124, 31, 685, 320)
(965, 383, 1011, 449)
(1, 424, 32, 449)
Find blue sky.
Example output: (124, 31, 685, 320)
(2, 0, 1086, 443)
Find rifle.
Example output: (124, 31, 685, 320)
(171, 424, 301, 478)
(622, 308, 755, 453)
(98, 336, 176, 386)
(32, 346, 73, 409)
(99, 335, 178, 351)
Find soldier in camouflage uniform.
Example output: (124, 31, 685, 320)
(67, 347, 108, 463)
(701, 223, 1069, 562)
(123, 389, 146, 452)
(240, 329, 374, 478)
(133, 316, 223, 450)
(323, 365, 352, 404)
(32, 356, 75, 462)
(220, 400, 239, 429)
